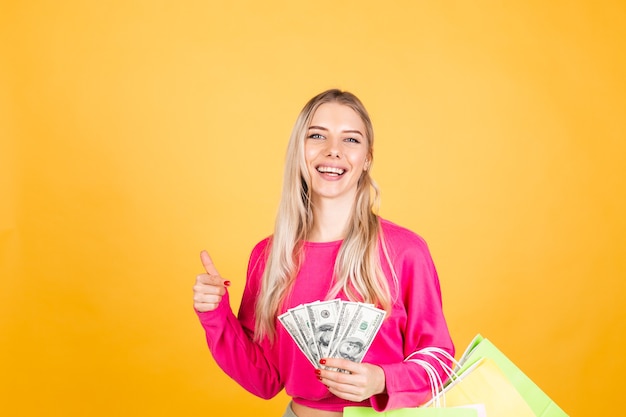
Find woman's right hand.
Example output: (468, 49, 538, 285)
(193, 250, 231, 312)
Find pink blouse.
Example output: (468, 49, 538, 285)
(196, 218, 454, 412)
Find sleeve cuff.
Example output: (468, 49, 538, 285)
(369, 361, 431, 412)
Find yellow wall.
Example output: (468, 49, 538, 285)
(1, 1, 624, 416)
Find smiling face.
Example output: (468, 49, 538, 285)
(304, 102, 371, 206)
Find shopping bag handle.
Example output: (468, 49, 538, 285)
(406, 358, 447, 407)
(405, 347, 461, 380)
(404, 347, 463, 407)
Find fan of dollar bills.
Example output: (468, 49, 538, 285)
(278, 299, 385, 369)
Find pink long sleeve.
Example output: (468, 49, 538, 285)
(196, 219, 454, 412)
(196, 293, 284, 399)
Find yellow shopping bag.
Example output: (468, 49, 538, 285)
(455, 335, 568, 417)
(428, 357, 535, 417)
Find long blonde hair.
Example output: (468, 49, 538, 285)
(254, 89, 395, 342)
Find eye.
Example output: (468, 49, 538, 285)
(308, 133, 324, 139)
(344, 137, 361, 144)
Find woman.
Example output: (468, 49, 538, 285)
(193, 89, 454, 417)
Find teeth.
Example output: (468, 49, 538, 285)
(317, 166, 345, 175)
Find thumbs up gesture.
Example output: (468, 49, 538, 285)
(193, 250, 231, 312)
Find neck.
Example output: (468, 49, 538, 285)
(309, 197, 354, 242)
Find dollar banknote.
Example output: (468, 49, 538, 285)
(328, 303, 385, 363)
(288, 304, 320, 366)
(278, 309, 318, 367)
(327, 301, 360, 359)
(278, 299, 386, 369)
(306, 299, 341, 360)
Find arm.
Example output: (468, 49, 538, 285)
(370, 235, 455, 411)
(194, 245, 283, 399)
(314, 232, 454, 411)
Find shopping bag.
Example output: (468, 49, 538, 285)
(426, 357, 535, 417)
(344, 348, 483, 417)
(456, 335, 568, 417)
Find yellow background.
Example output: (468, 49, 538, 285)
(1, 1, 624, 416)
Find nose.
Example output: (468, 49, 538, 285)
(325, 137, 341, 158)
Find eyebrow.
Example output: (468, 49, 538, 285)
(308, 125, 364, 136)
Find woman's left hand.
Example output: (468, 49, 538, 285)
(315, 358, 386, 402)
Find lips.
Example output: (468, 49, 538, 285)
(316, 166, 346, 176)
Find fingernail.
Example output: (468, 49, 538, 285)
(314, 369, 321, 375)
(224, 281, 231, 287)
(319, 359, 326, 365)
(317, 376, 323, 381)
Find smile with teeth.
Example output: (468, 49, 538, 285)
(317, 166, 346, 176)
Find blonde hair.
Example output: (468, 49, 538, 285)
(254, 89, 395, 342)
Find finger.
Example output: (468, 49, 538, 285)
(200, 250, 220, 276)
(318, 369, 356, 389)
(321, 370, 371, 402)
(193, 291, 224, 305)
(194, 301, 220, 313)
(194, 275, 228, 293)
(320, 358, 360, 374)
(326, 382, 361, 397)
(195, 273, 228, 287)
(321, 374, 364, 400)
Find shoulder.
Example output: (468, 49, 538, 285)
(379, 218, 430, 252)
(378, 218, 435, 270)
(250, 236, 272, 259)
(378, 219, 439, 290)
(246, 236, 272, 277)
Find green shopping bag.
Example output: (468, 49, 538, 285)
(343, 406, 479, 417)
(456, 334, 568, 417)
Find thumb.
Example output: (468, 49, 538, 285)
(200, 250, 220, 276)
